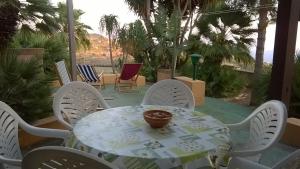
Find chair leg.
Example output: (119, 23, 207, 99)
(114, 79, 117, 90)
(101, 76, 105, 89)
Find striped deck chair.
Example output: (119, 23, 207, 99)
(55, 60, 71, 86)
(76, 64, 105, 88)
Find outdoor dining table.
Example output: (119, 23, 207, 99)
(73, 105, 231, 169)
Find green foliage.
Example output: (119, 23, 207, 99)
(11, 31, 69, 77)
(0, 0, 19, 50)
(152, 6, 183, 69)
(99, 14, 119, 36)
(208, 67, 245, 97)
(0, 51, 52, 122)
(19, 0, 60, 34)
(251, 53, 300, 116)
(290, 53, 300, 115)
(181, 61, 246, 97)
(126, 20, 149, 63)
(122, 1, 256, 82)
(193, 3, 255, 66)
(117, 6, 188, 81)
(179, 2, 255, 97)
(140, 65, 156, 82)
(56, 2, 92, 50)
(99, 14, 119, 73)
(251, 65, 272, 105)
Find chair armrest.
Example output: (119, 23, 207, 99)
(97, 71, 104, 79)
(0, 155, 22, 166)
(226, 122, 247, 130)
(226, 120, 252, 132)
(55, 118, 73, 130)
(19, 120, 71, 140)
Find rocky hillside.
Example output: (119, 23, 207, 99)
(76, 34, 122, 65)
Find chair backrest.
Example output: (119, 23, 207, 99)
(242, 100, 287, 155)
(76, 64, 99, 82)
(119, 63, 142, 80)
(52, 81, 110, 130)
(22, 146, 118, 169)
(142, 79, 195, 110)
(273, 149, 300, 169)
(0, 102, 23, 169)
(55, 60, 71, 85)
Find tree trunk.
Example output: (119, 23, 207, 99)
(122, 49, 126, 65)
(171, 52, 177, 79)
(250, 0, 269, 105)
(108, 34, 116, 74)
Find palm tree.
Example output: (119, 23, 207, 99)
(124, 0, 152, 33)
(117, 26, 129, 65)
(99, 14, 119, 74)
(124, 0, 218, 78)
(194, 3, 256, 65)
(56, 2, 92, 50)
(18, 0, 60, 34)
(230, 0, 277, 105)
(251, 0, 277, 105)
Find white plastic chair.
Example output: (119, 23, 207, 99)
(142, 79, 195, 110)
(52, 81, 110, 130)
(22, 146, 118, 169)
(0, 101, 70, 169)
(55, 60, 71, 85)
(228, 149, 300, 169)
(226, 100, 287, 160)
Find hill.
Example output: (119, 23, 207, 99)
(77, 34, 122, 65)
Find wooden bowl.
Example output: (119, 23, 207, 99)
(143, 110, 172, 128)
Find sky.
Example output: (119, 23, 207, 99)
(50, 0, 300, 63)
(50, 0, 138, 33)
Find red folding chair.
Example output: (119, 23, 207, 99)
(114, 63, 142, 91)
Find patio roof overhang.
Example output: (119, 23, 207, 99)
(269, 0, 300, 112)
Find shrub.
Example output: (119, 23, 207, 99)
(251, 65, 272, 105)
(180, 61, 246, 97)
(290, 54, 300, 116)
(0, 51, 52, 122)
(251, 54, 300, 116)
(11, 32, 69, 77)
(140, 65, 156, 82)
(200, 65, 246, 97)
